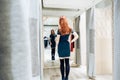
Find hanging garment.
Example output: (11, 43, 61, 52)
(70, 34, 74, 52)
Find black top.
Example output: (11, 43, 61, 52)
(50, 34, 57, 48)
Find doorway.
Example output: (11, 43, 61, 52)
(39, 0, 113, 80)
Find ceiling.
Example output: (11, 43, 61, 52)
(42, 0, 103, 18)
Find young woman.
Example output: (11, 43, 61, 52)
(56, 16, 78, 80)
(49, 29, 57, 60)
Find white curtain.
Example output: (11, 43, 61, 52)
(114, 0, 120, 80)
(74, 16, 81, 65)
(86, 8, 95, 77)
(0, 0, 32, 80)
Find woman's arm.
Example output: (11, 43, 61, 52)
(55, 29, 61, 44)
(55, 35, 60, 44)
(71, 32, 79, 43)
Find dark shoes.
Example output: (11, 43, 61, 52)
(52, 56, 55, 60)
(62, 77, 65, 80)
(65, 77, 68, 80)
(62, 77, 68, 80)
(88, 76, 95, 80)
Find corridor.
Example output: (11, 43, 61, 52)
(42, 48, 112, 80)
(0, 0, 120, 80)
(32, 65, 112, 80)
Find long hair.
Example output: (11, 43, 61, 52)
(59, 16, 72, 35)
(51, 29, 55, 35)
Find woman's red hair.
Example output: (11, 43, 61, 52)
(59, 16, 72, 35)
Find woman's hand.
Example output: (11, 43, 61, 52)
(50, 42, 52, 45)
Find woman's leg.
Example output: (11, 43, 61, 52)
(51, 48, 55, 60)
(51, 49, 53, 60)
(65, 58, 70, 80)
(60, 59, 65, 80)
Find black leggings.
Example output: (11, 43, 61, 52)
(51, 48, 55, 60)
(60, 58, 70, 78)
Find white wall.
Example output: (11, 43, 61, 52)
(79, 0, 113, 75)
(95, 3, 112, 74)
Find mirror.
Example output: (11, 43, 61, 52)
(43, 16, 78, 68)
(43, 16, 59, 68)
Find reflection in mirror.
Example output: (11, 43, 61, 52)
(43, 16, 77, 68)
(43, 16, 59, 68)
(42, 15, 86, 80)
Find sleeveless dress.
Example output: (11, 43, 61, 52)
(58, 34, 70, 57)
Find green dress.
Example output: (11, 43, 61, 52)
(58, 34, 70, 57)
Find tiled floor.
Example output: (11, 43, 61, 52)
(43, 66, 112, 80)
(32, 47, 112, 80)
(33, 75, 112, 80)
(32, 66, 112, 80)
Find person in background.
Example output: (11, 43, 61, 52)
(49, 29, 57, 61)
(56, 16, 78, 80)
(44, 36, 48, 48)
